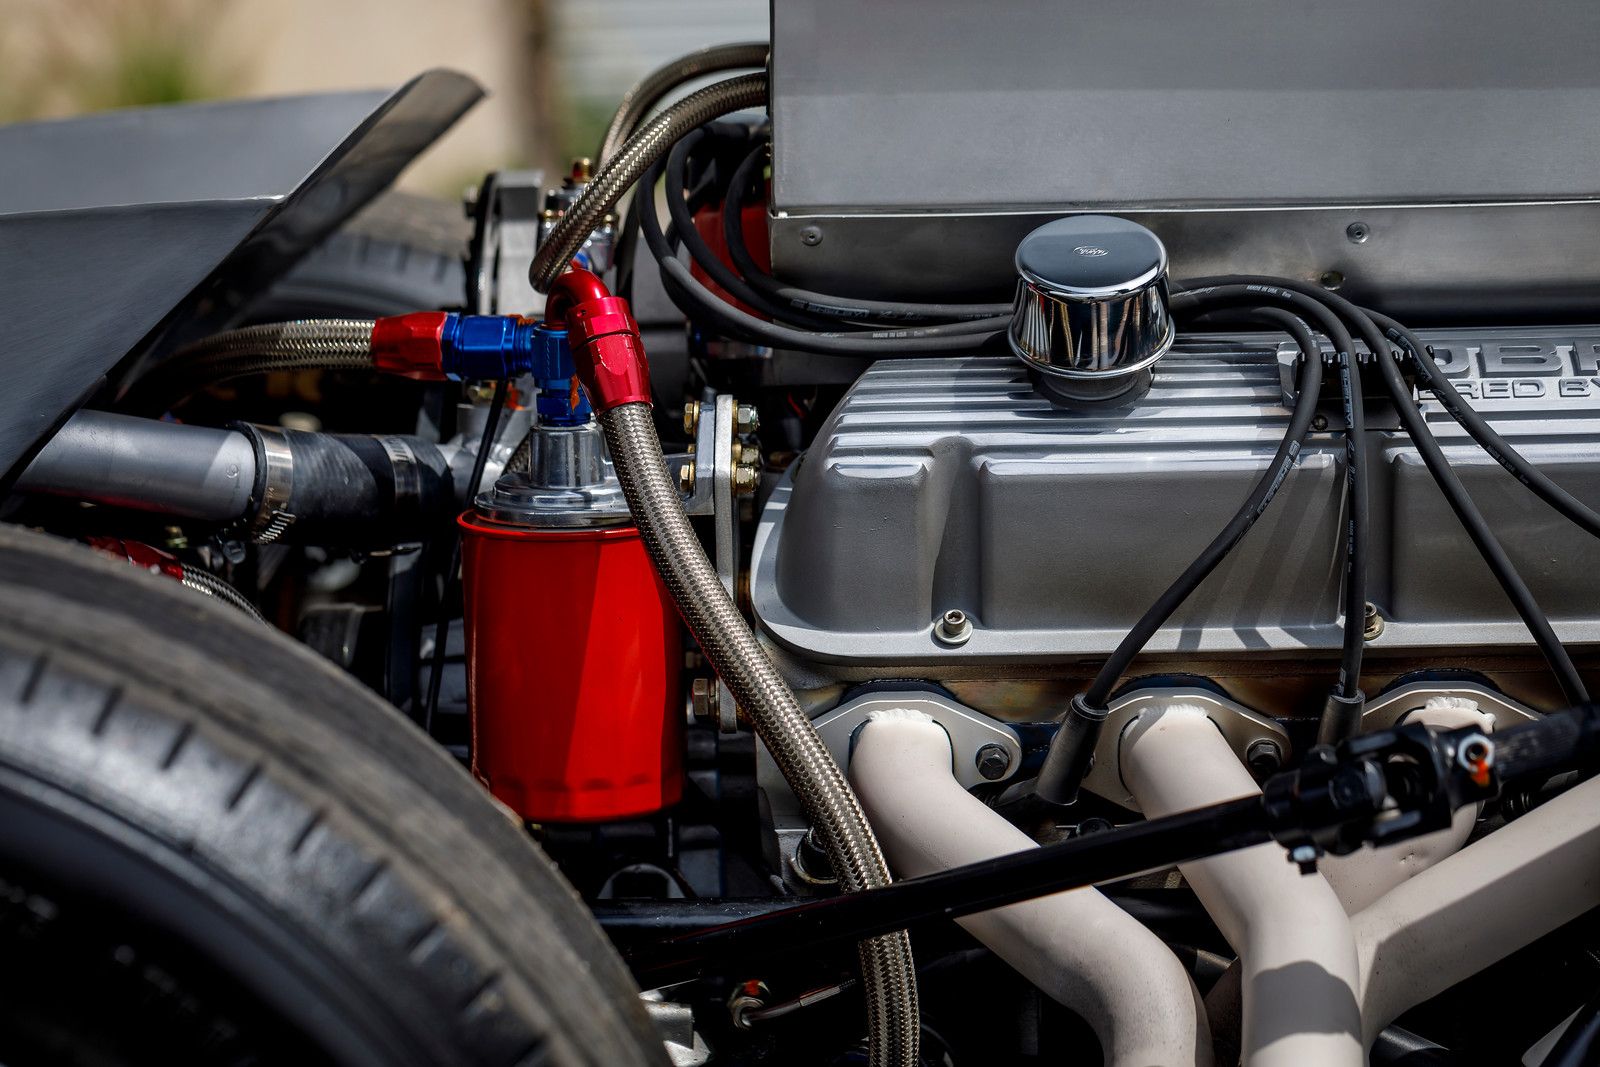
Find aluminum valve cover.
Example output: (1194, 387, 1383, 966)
(750, 328, 1600, 669)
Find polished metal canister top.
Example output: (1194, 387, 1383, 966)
(1007, 215, 1175, 405)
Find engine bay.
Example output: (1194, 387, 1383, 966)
(3, 6, 1600, 1066)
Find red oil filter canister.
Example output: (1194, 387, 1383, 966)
(459, 420, 682, 822)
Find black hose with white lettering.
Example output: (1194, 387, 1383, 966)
(1034, 305, 1327, 805)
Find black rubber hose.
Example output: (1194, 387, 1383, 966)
(653, 155, 1005, 339)
(1035, 307, 1326, 805)
(1374, 340, 1590, 704)
(721, 143, 1012, 324)
(1369, 309, 1600, 540)
(238, 427, 455, 547)
(423, 378, 508, 735)
(638, 156, 1009, 355)
(662, 131, 841, 331)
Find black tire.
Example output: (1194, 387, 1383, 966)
(245, 191, 470, 320)
(0, 523, 663, 1067)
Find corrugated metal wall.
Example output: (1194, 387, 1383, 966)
(555, 0, 769, 101)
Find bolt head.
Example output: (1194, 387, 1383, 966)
(1246, 738, 1283, 776)
(733, 463, 760, 495)
(678, 463, 697, 495)
(690, 678, 718, 721)
(683, 400, 701, 436)
(736, 403, 761, 433)
(975, 743, 1012, 781)
(933, 609, 973, 646)
(1363, 602, 1385, 641)
(1311, 414, 1330, 432)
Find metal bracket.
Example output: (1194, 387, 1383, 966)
(711, 395, 741, 733)
(1360, 679, 1538, 733)
(467, 169, 545, 317)
(671, 392, 745, 732)
(811, 691, 1023, 790)
(1082, 686, 1292, 811)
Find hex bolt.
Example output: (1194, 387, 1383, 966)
(682, 400, 701, 436)
(733, 462, 760, 496)
(933, 608, 973, 646)
(690, 677, 718, 721)
(799, 225, 824, 247)
(1346, 221, 1370, 244)
(1363, 601, 1385, 641)
(975, 743, 1012, 781)
(736, 403, 761, 433)
(678, 462, 697, 495)
(1246, 738, 1283, 777)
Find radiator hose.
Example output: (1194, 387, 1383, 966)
(16, 410, 454, 548)
(551, 268, 919, 1067)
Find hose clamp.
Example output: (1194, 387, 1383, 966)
(248, 426, 296, 543)
(379, 435, 422, 517)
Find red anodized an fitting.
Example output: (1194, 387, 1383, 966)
(370, 311, 451, 380)
(544, 267, 653, 410)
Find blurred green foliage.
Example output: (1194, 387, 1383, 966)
(0, 0, 245, 122)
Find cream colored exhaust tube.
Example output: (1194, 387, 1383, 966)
(1119, 704, 1363, 1067)
(1355, 772, 1600, 1046)
(1320, 698, 1494, 913)
(850, 710, 1213, 1067)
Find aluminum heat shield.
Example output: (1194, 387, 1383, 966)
(768, 0, 1600, 321)
(749, 330, 1600, 671)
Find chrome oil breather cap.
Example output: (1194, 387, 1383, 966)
(1008, 215, 1175, 406)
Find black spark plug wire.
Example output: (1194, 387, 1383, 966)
(1184, 276, 1590, 708)
(1035, 302, 1333, 804)
(1369, 308, 1600, 540)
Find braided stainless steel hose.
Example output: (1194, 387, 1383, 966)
(125, 319, 376, 410)
(597, 42, 769, 167)
(179, 565, 269, 624)
(599, 401, 919, 1067)
(529, 72, 769, 294)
